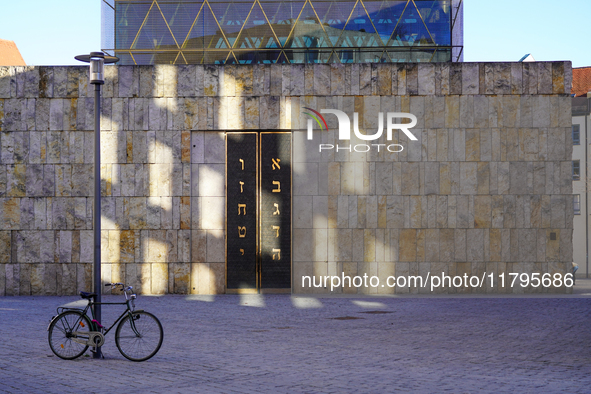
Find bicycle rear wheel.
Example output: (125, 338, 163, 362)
(48, 311, 92, 360)
(115, 311, 163, 362)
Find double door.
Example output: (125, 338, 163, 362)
(226, 132, 291, 293)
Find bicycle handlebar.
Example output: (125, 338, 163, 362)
(105, 282, 124, 287)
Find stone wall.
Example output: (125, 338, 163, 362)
(0, 62, 573, 295)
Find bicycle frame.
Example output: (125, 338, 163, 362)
(57, 296, 143, 338)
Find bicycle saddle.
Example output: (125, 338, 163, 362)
(80, 291, 97, 299)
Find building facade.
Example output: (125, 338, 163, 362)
(0, 62, 574, 296)
(571, 67, 591, 279)
(572, 96, 588, 278)
(101, 0, 464, 65)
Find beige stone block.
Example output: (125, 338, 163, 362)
(194, 262, 212, 294)
(465, 129, 479, 161)
(418, 64, 435, 95)
(376, 262, 395, 295)
(439, 163, 450, 195)
(476, 162, 490, 195)
(30, 263, 44, 295)
(293, 262, 315, 294)
(474, 196, 491, 228)
(136, 263, 150, 295)
(399, 229, 416, 262)
(363, 229, 375, 263)
(171, 262, 190, 294)
(455, 262, 472, 293)
(460, 163, 477, 195)
(330, 64, 345, 96)
(151, 262, 168, 295)
(206, 229, 224, 263)
(466, 229, 484, 262)
(76, 263, 92, 293)
(445, 96, 460, 128)
(244, 97, 259, 129)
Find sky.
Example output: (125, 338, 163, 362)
(0, 0, 589, 68)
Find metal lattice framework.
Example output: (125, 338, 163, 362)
(102, 0, 463, 65)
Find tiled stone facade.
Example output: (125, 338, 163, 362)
(0, 62, 573, 295)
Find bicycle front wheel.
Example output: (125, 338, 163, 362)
(115, 311, 163, 361)
(48, 311, 92, 360)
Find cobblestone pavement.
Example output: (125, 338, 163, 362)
(2, 285, 591, 393)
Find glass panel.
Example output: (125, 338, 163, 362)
(284, 50, 331, 63)
(132, 4, 179, 49)
(234, 1, 281, 49)
(364, 0, 408, 45)
(115, 1, 152, 50)
(260, 0, 306, 46)
(285, 1, 331, 48)
(276, 51, 290, 64)
(158, 1, 201, 48)
(335, 0, 382, 48)
(573, 161, 581, 180)
(134, 53, 160, 65)
(152, 50, 182, 64)
(573, 125, 581, 145)
(308, 0, 356, 46)
(114, 52, 136, 65)
(418, 0, 451, 46)
(203, 50, 232, 64)
(209, 0, 254, 47)
(184, 1, 230, 50)
(183, 50, 205, 64)
(233, 50, 282, 64)
(388, 0, 436, 47)
(358, 0, 407, 46)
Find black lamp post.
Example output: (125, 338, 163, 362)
(74, 52, 118, 359)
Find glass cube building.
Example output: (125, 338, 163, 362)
(101, 0, 463, 65)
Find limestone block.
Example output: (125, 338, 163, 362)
(549, 62, 565, 96)
(376, 64, 392, 96)
(396, 64, 407, 95)
(510, 63, 523, 94)
(449, 63, 462, 95)
(459, 162, 477, 195)
(407, 64, 419, 95)
(400, 162, 419, 195)
(475, 161, 490, 195)
(0, 67, 13, 98)
(418, 64, 435, 95)
(462, 63, 479, 95)
(76, 263, 92, 292)
(357, 63, 371, 95)
(313, 64, 330, 96)
(563, 62, 572, 95)
(57, 263, 77, 296)
(330, 64, 345, 96)
(117, 66, 138, 98)
(473, 195, 491, 229)
(537, 63, 553, 94)
(465, 229, 483, 262)
(399, 229, 416, 262)
(7, 164, 26, 197)
(502, 95, 520, 128)
(493, 63, 511, 94)
(497, 162, 509, 195)
(522, 63, 537, 94)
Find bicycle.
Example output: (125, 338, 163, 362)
(47, 283, 163, 362)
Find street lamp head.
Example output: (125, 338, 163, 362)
(74, 52, 119, 85)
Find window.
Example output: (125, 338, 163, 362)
(573, 160, 581, 180)
(573, 125, 581, 145)
(574, 195, 581, 215)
